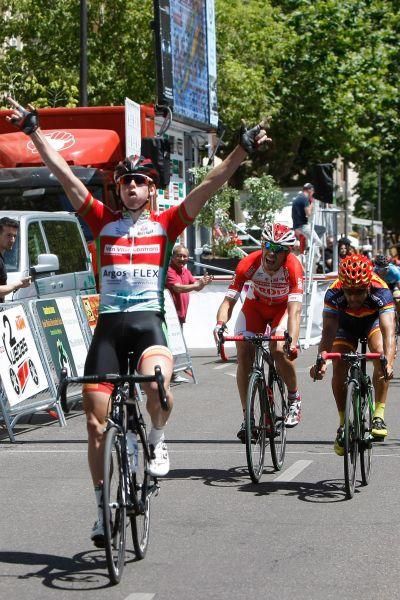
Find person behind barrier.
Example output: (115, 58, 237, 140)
(166, 244, 213, 383)
(310, 254, 395, 455)
(166, 244, 213, 325)
(0, 217, 31, 302)
(291, 183, 323, 263)
(7, 96, 270, 546)
(338, 237, 353, 261)
(374, 254, 400, 329)
(214, 223, 303, 442)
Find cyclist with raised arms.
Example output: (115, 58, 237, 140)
(7, 97, 270, 545)
(310, 254, 395, 454)
(214, 223, 304, 441)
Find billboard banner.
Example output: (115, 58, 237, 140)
(0, 305, 48, 406)
(35, 297, 87, 378)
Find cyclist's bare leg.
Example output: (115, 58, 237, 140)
(368, 330, 389, 406)
(331, 343, 353, 413)
(83, 389, 110, 485)
(271, 341, 297, 391)
(236, 340, 255, 411)
(138, 345, 174, 428)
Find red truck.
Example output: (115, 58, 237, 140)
(0, 102, 156, 281)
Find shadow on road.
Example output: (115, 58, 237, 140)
(166, 466, 352, 502)
(0, 548, 135, 590)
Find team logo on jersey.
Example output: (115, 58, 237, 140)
(104, 244, 160, 255)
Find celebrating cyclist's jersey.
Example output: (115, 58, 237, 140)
(78, 193, 193, 314)
(226, 250, 304, 305)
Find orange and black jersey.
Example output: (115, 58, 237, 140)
(323, 273, 394, 319)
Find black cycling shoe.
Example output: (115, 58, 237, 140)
(237, 421, 246, 443)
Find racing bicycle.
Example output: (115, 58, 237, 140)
(314, 340, 387, 499)
(218, 326, 290, 483)
(58, 361, 168, 584)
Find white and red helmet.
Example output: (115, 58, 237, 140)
(261, 223, 296, 247)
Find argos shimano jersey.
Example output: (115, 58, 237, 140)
(324, 273, 394, 320)
(225, 250, 304, 305)
(78, 193, 193, 314)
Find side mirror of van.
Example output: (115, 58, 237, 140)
(30, 253, 60, 276)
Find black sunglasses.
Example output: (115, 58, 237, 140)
(120, 173, 149, 186)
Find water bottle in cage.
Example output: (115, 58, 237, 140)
(126, 431, 138, 472)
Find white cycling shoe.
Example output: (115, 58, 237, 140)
(90, 518, 105, 547)
(148, 436, 170, 477)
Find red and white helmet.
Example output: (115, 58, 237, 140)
(261, 223, 296, 247)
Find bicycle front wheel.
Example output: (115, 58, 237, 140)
(268, 370, 287, 471)
(344, 380, 359, 499)
(103, 426, 127, 584)
(245, 371, 267, 483)
(359, 383, 373, 486)
(130, 428, 151, 559)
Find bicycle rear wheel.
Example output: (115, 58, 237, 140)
(268, 370, 287, 471)
(359, 384, 373, 486)
(130, 427, 151, 559)
(245, 371, 267, 483)
(103, 426, 127, 584)
(344, 380, 359, 499)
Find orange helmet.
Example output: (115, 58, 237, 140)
(339, 254, 373, 288)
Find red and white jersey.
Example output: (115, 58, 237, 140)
(226, 250, 304, 305)
(78, 193, 193, 314)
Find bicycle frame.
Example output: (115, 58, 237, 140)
(320, 341, 387, 498)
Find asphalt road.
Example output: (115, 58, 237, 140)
(1, 346, 400, 600)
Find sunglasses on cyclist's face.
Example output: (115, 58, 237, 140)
(343, 287, 369, 297)
(119, 174, 150, 186)
(262, 241, 286, 253)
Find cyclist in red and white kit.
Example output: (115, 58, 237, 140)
(215, 223, 304, 441)
(7, 97, 270, 545)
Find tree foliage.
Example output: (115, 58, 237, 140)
(1, 0, 400, 230)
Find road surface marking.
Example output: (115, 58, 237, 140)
(124, 594, 155, 600)
(273, 460, 313, 482)
(214, 363, 232, 370)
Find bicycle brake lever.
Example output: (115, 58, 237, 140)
(154, 366, 169, 411)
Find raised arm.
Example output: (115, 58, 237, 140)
(6, 98, 88, 211)
(183, 122, 271, 220)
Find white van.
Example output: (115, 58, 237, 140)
(1, 211, 96, 301)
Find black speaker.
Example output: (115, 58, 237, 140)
(312, 163, 333, 204)
(141, 137, 171, 189)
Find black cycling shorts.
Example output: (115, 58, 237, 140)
(84, 311, 169, 376)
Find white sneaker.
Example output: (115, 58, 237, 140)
(171, 373, 189, 383)
(148, 436, 170, 477)
(90, 518, 105, 547)
(285, 399, 302, 428)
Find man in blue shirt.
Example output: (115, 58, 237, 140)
(291, 183, 322, 263)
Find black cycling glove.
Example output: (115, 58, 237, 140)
(10, 103, 39, 135)
(238, 122, 262, 155)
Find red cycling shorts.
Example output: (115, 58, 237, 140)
(234, 298, 288, 335)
